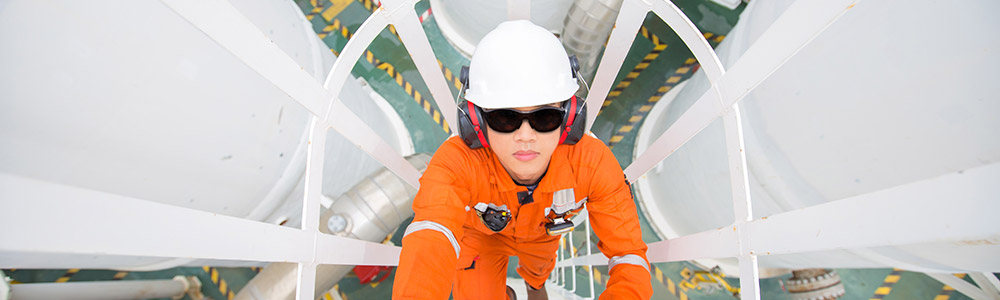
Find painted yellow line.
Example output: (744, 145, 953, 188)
(55, 268, 79, 283)
(869, 268, 903, 300)
(321, 0, 353, 22)
(605, 56, 703, 148)
(203, 266, 235, 300)
(113, 271, 128, 280)
(598, 27, 668, 116)
(933, 274, 967, 300)
(317, 0, 463, 135)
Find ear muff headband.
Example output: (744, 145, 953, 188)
(467, 101, 490, 148)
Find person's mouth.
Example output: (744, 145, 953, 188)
(513, 150, 539, 162)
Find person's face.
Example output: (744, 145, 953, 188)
(486, 103, 563, 185)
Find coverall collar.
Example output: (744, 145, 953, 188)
(489, 146, 576, 193)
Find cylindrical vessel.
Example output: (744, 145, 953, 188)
(429, 0, 574, 57)
(561, 0, 624, 79)
(634, 0, 1000, 275)
(0, 0, 412, 270)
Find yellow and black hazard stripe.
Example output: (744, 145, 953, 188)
(352, 0, 459, 95)
(604, 30, 725, 148)
(373, 59, 452, 134)
(933, 274, 967, 300)
(55, 268, 79, 283)
(702, 32, 727, 44)
(203, 266, 236, 300)
(602, 27, 667, 111)
(353, 0, 398, 36)
(356, 0, 378, 13)
(589, 265, 687, 299)
(308, 2, 452, 134)
(318, 19, 354, 41)
(305, 0, 328, 21)
(437, 60, 465, 92)
(869, 268, 903, 300)
(606, 57, 699, 148)
(345, 0, 460, 93)
(653, 265, 689, 300)
(112, 271, 129, 280)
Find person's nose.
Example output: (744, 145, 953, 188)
(512, 119, 536, 143)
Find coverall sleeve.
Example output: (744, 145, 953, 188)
(392, 138, 471, 299)
(584, 139, 654, 299)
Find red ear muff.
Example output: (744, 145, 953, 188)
(559, 95, 587, 145)
(468, 101, 490, 148)
(558, 96, 576, 144)
(458, 100, 490, 149)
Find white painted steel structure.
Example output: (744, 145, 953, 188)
(1, 0, 446, 298)
(556, 0, 1000, 299)
(2, 0, 999, 300)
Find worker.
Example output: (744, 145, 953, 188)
(393, 20, 652, 300)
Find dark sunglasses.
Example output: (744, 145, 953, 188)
(482, 106, 566, 133)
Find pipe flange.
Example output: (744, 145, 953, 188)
(786, 269, 845, 300)
(325, 213, 352, 235)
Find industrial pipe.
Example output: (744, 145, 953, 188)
(561, 0, 625, 80)
(8, 276, 200, 300)
(235, 153, 432, 300)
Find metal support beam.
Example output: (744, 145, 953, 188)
(970, 273, 1000, 300)
(382, 0, 460, 133)
(928, 273, 993, 300)
(560, 163, 1000, 268)
(0, 173, 401, 268)
(295, 263, 317, 300)
(583, 0, 646, 130)
(624, 0, 859, 181)
(649, 0, 724, 82)
(159, 0, 421, 188)
(159, 0, 327, 115)
(724, 104, 760, 300)
(320, 7, 389, 117)
(586, 0, 725, 131)
(297, 118, 326, 300)
(738, 256, 761, 300)
(724, 104, 751, 224)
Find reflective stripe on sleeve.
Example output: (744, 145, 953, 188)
(608, 254, 650, 273)
(403, 220, 461, 258)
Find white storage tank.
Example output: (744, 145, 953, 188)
(0, 0, 412, 270)
(634, 0, 1000, 276)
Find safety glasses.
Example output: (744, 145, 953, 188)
(482, 106, 565, 133)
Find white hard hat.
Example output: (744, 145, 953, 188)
(464, 20, 579, 109)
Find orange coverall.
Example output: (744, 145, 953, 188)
(393, 135, 653, 299)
